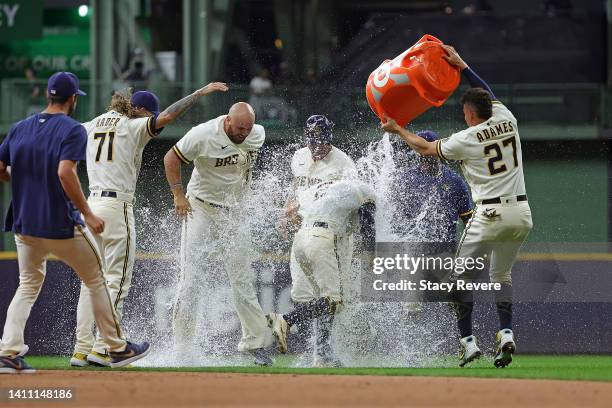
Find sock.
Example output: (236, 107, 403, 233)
(451, 289, 473, 338)
(314, 313, 335, 357)
(283, 297, 338, 326)
(494, 283, 513, 330)
(453, 301, 473, 338)
(496, 302, 512, 330)
(291, 301, 314, 353)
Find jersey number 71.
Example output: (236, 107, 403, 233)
(94, 132, 115, 162)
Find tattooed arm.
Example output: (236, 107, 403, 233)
(155, 82, 229, 129)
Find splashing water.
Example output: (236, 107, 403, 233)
(331, 133, 457, 367)
(126, 135, 458, 368)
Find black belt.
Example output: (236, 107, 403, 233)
(195, 196, 228, 210)
(313, 221, 328, 228)
(481, 194, 527, 205)
(100, 191, 117, 198)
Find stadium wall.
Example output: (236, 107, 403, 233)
(1, 257, 612, 356)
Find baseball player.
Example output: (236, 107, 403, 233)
(163, 102, 273, 366)
(71, 83, 228, 367)
(390, 130, 474, 301)
(390, 130, 474, 243)
(268, 177, 376, 358)
(382, 45, 533, 368)
(278, 114, 358, 367)
(0, 72, 149, 373)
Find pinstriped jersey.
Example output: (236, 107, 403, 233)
(436, 101, 526, 202)
(290, 146, 357, 193)
(83, 110, 158, 197)
(172, 115, 265, 206)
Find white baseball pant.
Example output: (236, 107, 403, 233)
(291, 225, 350, 304)
(74, 196, 136, 355)
(172, 196, 270, 351)
(1, 226, 126, 357)
(455, 199, 533, 284)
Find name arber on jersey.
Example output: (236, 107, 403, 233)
(94, 116, 121, 128)
(476, 121, 514, 143)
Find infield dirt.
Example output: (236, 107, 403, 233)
(2, 371, 612, 407)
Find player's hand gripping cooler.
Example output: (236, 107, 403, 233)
(366, 34, 460, 126)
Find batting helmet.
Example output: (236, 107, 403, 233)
(304, 114, 334, 144)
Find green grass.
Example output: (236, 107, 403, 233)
(25, 355, 612, 382)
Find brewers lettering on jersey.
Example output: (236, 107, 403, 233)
(72, 82, 228, 368)
(163, 102, 274, 367)
(279, 114, 357, 367)
(381, 45, 532, 369)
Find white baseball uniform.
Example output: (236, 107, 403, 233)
(74, 110, 158, 355)
(437, 100, 533, 283)
(289, 146, 357, 302)
(172, 115, 271, 351)
(293, 179, 375, 302)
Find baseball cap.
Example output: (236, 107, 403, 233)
(416, 130, 439, 142)
(304, 114, 334, 144)
(131, 91, 160, 115)
(47, 72, 86, 97)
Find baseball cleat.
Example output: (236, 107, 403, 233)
(459, 335, 482, 367)
(250, 348, 273, 366)
(266, 313, 288, 353)
(0, 355, 36, 374)
(70, 352, 89, 367)
(494, 329, 516, 368)
(87, 350, 111, 367)
(109, 341, 150, 368)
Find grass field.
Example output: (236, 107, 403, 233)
(26, 355, 612, 382)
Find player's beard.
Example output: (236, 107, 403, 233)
(67, 99, 77, 117)
(227, 129, 248, 144)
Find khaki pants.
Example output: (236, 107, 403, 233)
(74, 197, 136, 355)
(455, 200, 533, 284)
(291, 226, 348, 303)
(0, 227, 125, 357)
(172, 197, 271, 351)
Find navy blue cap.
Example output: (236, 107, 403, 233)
(304, 114, 334, 144)
(47, 71, 86, 97)
(131, 91, 160, 115)
(416, 130, 439, 142)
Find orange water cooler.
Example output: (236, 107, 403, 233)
(366, 35, 461, 126)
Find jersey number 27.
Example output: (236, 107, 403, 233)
(94, 132, 115, 162)
(484, 136, 518, 175)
